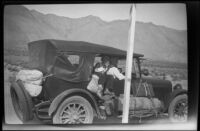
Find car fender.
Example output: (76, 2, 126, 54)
(165, 88, 187, 111)
(10, 80, 34, 120)
(11, 80, 34, 109)
(48, 88, 101, 117)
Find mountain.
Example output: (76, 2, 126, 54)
(4, 5, 187, 63)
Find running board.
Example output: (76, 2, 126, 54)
(34, 100, 51, 121)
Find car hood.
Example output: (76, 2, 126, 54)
(142, 76, 172, 89)
(142, 76, 173, 105)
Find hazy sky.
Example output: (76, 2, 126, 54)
(24, 4, 187, 30)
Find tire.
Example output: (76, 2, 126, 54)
(10, 80, 34, 122)
(53, 96, 94, 124)
(168, 94, 188, 122)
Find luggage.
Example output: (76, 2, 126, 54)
(23, 83, 42, 97)
(87, 75, 99, 93)
(16, 69, 43, 97)
(101, 94, 114, 116)
(16, 70, 43, 81)
(118, 94, 162, 111)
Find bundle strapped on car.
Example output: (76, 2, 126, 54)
(118, 95, 162, 111)
(16, 69, 46, 97)
(118, 80, 163, 113)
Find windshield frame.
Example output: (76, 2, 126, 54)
(132, 57, 142, 78)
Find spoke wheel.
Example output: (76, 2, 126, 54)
(53, 96, 93, 124)
(168, 94, 188, 122)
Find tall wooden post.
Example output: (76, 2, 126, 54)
(122, 4, 136, 123)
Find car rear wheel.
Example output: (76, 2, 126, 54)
(53, 96, 94, 124)
(10, 81, 34, 122)
(168, 94, 187, 122)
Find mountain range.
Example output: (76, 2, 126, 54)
(4, 5, 187, 63)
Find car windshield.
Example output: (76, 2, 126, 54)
(117, 58, 140, 77)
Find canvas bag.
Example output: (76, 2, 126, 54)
(87, 74, 99, 93)
(16, 69, 43, 97)
(118, 95, 162, 111)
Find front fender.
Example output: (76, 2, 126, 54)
(165, 88, 187, 111)
(48, 88, 101, 117)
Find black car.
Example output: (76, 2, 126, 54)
(10, 39, 188, 124)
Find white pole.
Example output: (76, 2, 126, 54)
(122, 4, 136, 123)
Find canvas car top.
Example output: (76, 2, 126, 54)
(27, 39, 143, 83)
(28, 39, 144, 58)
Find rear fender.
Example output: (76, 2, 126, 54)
(10, 80, 34, 117)
(165, 89, 187, 111)
(48, 88, 101, 117)
(11, 80, 34, 108)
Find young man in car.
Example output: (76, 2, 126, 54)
(101, 56, 125, 93)
(101, 56, 126, 116)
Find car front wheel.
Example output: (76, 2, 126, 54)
(168, 94, 188, 122)
(53, 96, 94, 124)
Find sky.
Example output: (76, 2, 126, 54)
(24, 4, 187, 30)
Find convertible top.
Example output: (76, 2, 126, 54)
(28, 39, 143, 82)
(28, 39, 144, 58)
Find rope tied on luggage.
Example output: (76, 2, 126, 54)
(15, 70, 53, 97)
(17, 74, 53, 85)
(130, 79, 159, 122)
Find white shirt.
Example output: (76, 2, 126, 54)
(106, 67, 125, 80)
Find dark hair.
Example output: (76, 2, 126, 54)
(92, 62, 101, 73)
(101, 56, 110, 64)
(110, 57, 118, 67)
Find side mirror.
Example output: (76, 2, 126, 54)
(141, 68, 149, 76)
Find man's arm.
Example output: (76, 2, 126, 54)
(112, 67, 125, 80)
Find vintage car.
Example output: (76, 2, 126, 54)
(10, 39, 188, 124)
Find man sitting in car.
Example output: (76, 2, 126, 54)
(101, 56, 125, 93)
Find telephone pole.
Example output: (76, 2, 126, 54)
(122, 4, 136, 123)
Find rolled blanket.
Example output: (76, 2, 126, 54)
(118, 95, 163, 111)
(16, 69, 43, 82)
(152, 98, 163, 109)
(87, 74, 99, 93)
(16, 69, 43, 97)
(24, 83, 42, 97)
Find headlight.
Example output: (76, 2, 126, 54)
(174, 84, 182, 90)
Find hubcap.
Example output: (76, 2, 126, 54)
(59, 103, 88, 124)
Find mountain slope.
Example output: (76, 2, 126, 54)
(4, 5, 187, 63)
(4, 5, 66, 50)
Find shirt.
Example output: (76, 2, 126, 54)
(106, 67, 125, 80)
